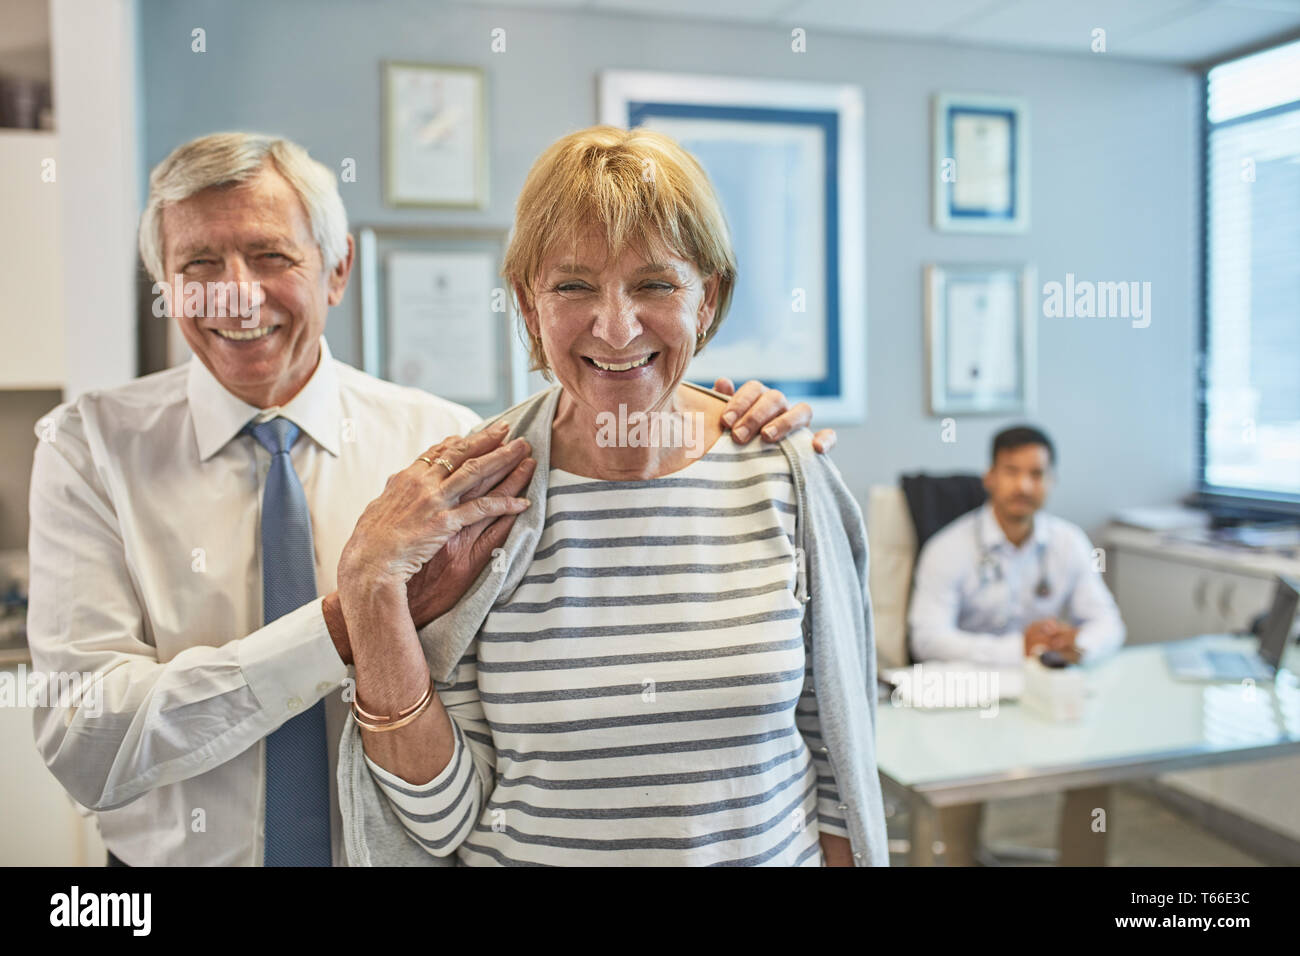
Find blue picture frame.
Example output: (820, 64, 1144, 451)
(602, 72, 866, 423)
(933, 93, 1030, 234)
(924, 263, 1036, 416)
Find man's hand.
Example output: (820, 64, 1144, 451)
(322, 592, 352, 665)
(1048, 625, 1080, 661)
(1049, 626, 1079, 649)
(1023, 619, 1061, 657)
(820, 832, 854, 866)
(1023, 620, 1080, 659)
(713, 378, 836, 453)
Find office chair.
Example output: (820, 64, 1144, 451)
(867, 480, 1059, 866)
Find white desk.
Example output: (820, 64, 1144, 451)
(876, 637, 1300, 865)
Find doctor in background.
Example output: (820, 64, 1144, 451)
(908, 425, 1125, 667)
(905, 425, 1124, 866)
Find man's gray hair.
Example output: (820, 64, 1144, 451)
(138, 132, 348, 284)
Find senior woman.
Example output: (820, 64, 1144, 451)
(335, 126, 887, 866)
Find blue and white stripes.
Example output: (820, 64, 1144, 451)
(367, 434, 847, 865)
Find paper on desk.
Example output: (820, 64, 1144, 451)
(881, 661, 1024, 709)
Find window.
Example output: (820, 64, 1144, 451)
(1201, 38, 1300, 511)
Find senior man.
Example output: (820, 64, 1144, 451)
(27, 131, 832, 867)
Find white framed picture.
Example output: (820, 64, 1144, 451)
(600, 70, 867, 423)
(383, 62, 487, 208)
(358, 227, 536, 417)
(933, 93, 1029, 233)
(925, 263, 1036, 415)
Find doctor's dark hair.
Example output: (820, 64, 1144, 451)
(991, 425, 1055, 467)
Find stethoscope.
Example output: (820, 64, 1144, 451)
(976, 516, 1052, 599)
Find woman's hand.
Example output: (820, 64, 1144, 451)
(320, 443, 535, 663)
(406, 452, 537, 627)
(340, 422, 532, 786)
(337, 422, 532, 601)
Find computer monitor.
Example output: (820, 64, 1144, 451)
(1259, 576, 1300, 670)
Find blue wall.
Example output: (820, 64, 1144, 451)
(139, 0, 1201, 533)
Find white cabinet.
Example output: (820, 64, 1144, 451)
(1106, 525, 1300, 844)
(0, 663, 103, 865)
(1110, 546, 1280, 644)
(0, 130, 63, 388)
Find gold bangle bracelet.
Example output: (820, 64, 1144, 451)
(352, 677, 435, 733)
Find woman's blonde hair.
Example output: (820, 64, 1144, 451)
(502, 125, 737, 378)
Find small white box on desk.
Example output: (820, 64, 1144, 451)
(1021, 655, 1088, 722)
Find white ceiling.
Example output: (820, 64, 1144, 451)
(447, 0, 1300, 65)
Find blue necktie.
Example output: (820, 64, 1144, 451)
(246, 417, 331, 867)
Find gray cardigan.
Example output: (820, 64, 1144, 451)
(338, 384, 890, 866)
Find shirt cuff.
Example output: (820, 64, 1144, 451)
(992, 635, 1027, 667)
(1075, 628, 1120, 664)
(237, 599, 349, 720)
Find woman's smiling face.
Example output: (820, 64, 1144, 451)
(521, 227, 720, 418)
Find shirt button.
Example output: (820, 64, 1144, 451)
(837, 803, 848, 811)
(853, 852, 862, 860)
(820, 746, 829, 754)
(286, 697, 302, 712)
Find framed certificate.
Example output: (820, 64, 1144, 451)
(600, 70, 867, 423)
(924, 263, 1036, 415)
(358, 227, 534, 416)
(383, 62, 487, 208)
(933, 93, 1029, 233)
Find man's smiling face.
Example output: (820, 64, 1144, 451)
(161, 162, 351, 408)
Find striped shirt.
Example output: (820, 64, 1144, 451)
(366, 432, 847, 865)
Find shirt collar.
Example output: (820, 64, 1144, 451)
(978, 502, 1049, 552)
(187, 336, 342, 461)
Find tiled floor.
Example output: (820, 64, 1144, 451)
(888, 784, 1271, 866)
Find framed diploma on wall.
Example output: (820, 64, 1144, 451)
(358, 227, 535, 417)
(924, 263, 1036, 416)
(383, 62, 487, 208)
(599, 70, 867, 423)
(933, 93, 1029, 233)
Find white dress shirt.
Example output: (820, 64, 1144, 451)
(907, 503, 1125, 667)
(26, 338, 480, 865)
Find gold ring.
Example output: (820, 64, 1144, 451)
(416, 456, 435, 468)
(432, 457, 456, 475)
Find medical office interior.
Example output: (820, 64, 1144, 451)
(1, 0, 1298, 867)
